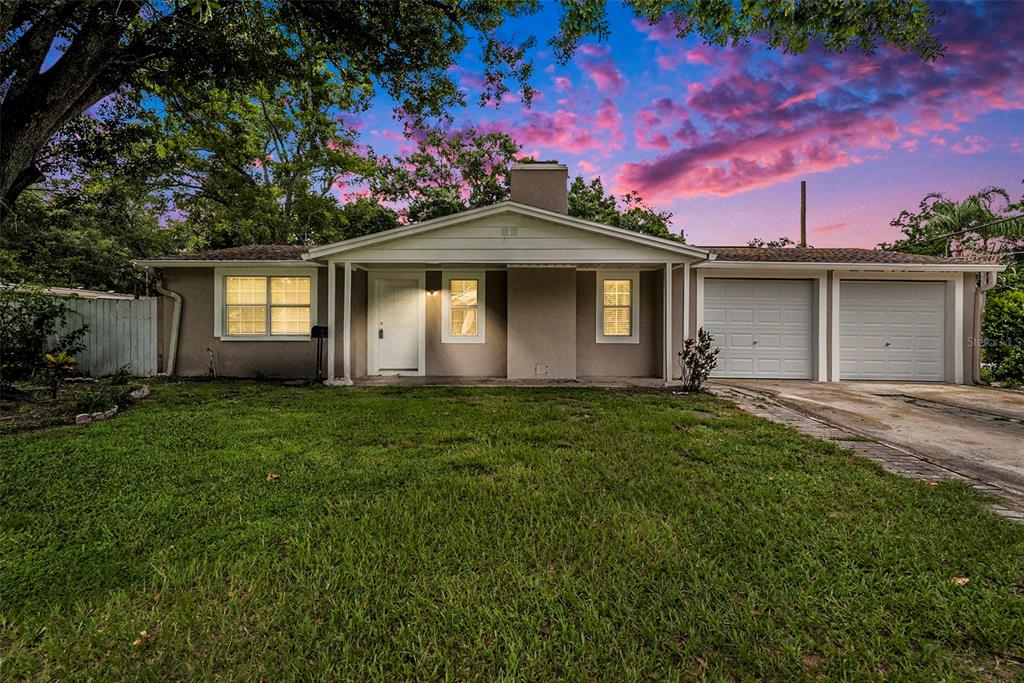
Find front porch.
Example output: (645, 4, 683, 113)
(324, 263, 691, 385)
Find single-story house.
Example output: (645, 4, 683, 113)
(139, 163, 1003, 385)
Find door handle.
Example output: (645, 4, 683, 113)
(378, 328, 384, 339)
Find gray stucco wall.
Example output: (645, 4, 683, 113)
(575, 270, 661, 378)
(426, 270, 508, 377)
(160, 266, 327, 379)
(506, 268, 577, 379)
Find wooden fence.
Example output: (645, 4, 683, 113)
(50, 297, 159, 377)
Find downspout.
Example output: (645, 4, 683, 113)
(153, 269, 182, 377)
(971, 271, 998, 384)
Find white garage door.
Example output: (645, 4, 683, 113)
(840, 281, 945, 381)
(704, 279, 814, 379)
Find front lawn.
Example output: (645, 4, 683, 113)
(1, 382, 1022, 679)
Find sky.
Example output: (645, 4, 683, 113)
(354, 0, 1024, 248)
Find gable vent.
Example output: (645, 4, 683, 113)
(500, 226, 519, 237)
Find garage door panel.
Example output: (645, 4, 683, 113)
(706, 279, 814, 379)
(840, 281, 945, 381)
(730, 308, 754, 323)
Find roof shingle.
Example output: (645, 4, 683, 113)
(144, 245, 309, 261)
(701, 247, 993, 265)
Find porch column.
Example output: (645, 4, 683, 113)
(664, 261, 674, 385)
(327, 262, 336, 382)
(343, 261, 353, 385)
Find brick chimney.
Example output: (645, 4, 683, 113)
(510, 161, 568, 214)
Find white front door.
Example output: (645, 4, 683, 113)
(704, 278, 815, 379)
(371, 275, 423, 373)
(839, 281, 945, 381)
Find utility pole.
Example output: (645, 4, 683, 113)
(800, 180, 807, 247)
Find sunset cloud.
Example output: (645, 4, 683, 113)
(615, 2, 1024, 199)
(576, 43, 625, 94)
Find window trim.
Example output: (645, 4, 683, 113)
(595, 270, 640, 344)
(213, 267, 319, 342)
(441, 271, 486, 344)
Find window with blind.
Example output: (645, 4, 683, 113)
(223, 275, 312, 338)
(442, 272, 485, 343)
(596, 271, 639, 343)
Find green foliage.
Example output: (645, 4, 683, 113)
(982, 290, 1024, 386)
(568, 176, 678, 240)
(72, 384, 138, 415)
(555, 0, 943, 62)
(880, 187, 1024, 259)
(369, 128, 521, 222)
(42, 351, 79, 399)
(982, 291, 1024, 365)
(992, 347, 1024, 388)
(153, 64, 379, 249)
(1, 182, 175, 293)
(0, 287, 87, 381)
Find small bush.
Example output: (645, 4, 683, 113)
(108, 365, 132, 385)
(678, 328, 720, 392)
(72, 384, 137, 414)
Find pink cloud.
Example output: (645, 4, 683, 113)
(812, 222, 849, 234)
(576, 44, 624, 94)
(554, 76, 571, 92)
(614, 2, 1024, 200)
(951, 134, 990, 154)
(476, 98, 624, 156)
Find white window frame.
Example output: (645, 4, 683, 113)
(441, 271, 486, 344)
(596, 270, 640, 344)
(214, 267, 319, 341)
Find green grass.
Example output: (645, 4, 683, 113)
(1, 381, 1022, 680)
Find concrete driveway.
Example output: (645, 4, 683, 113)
(717, 380, 1024, 492)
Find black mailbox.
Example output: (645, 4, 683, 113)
(310, 325, 328, 339)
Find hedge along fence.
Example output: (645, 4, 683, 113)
(48, 296, 158, 377)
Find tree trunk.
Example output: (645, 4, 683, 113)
(0, 5, 158, 220)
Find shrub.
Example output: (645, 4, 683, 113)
(992, 347, 1024, 389)
(678, 328, 720, 392)
(72, 384, 138, 414)
(0, 286, 87, 381)
(982, 289, 1024, 386)
(982, 290, 1024, 366)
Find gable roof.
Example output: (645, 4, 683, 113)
(304, 201, 710, 261)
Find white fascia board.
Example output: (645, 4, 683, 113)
(695, 260, 1004, 273)
(305, 201, 711, 261)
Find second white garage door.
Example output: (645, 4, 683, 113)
(704, 279, 814, 379)
(839, 281, 945, 381)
